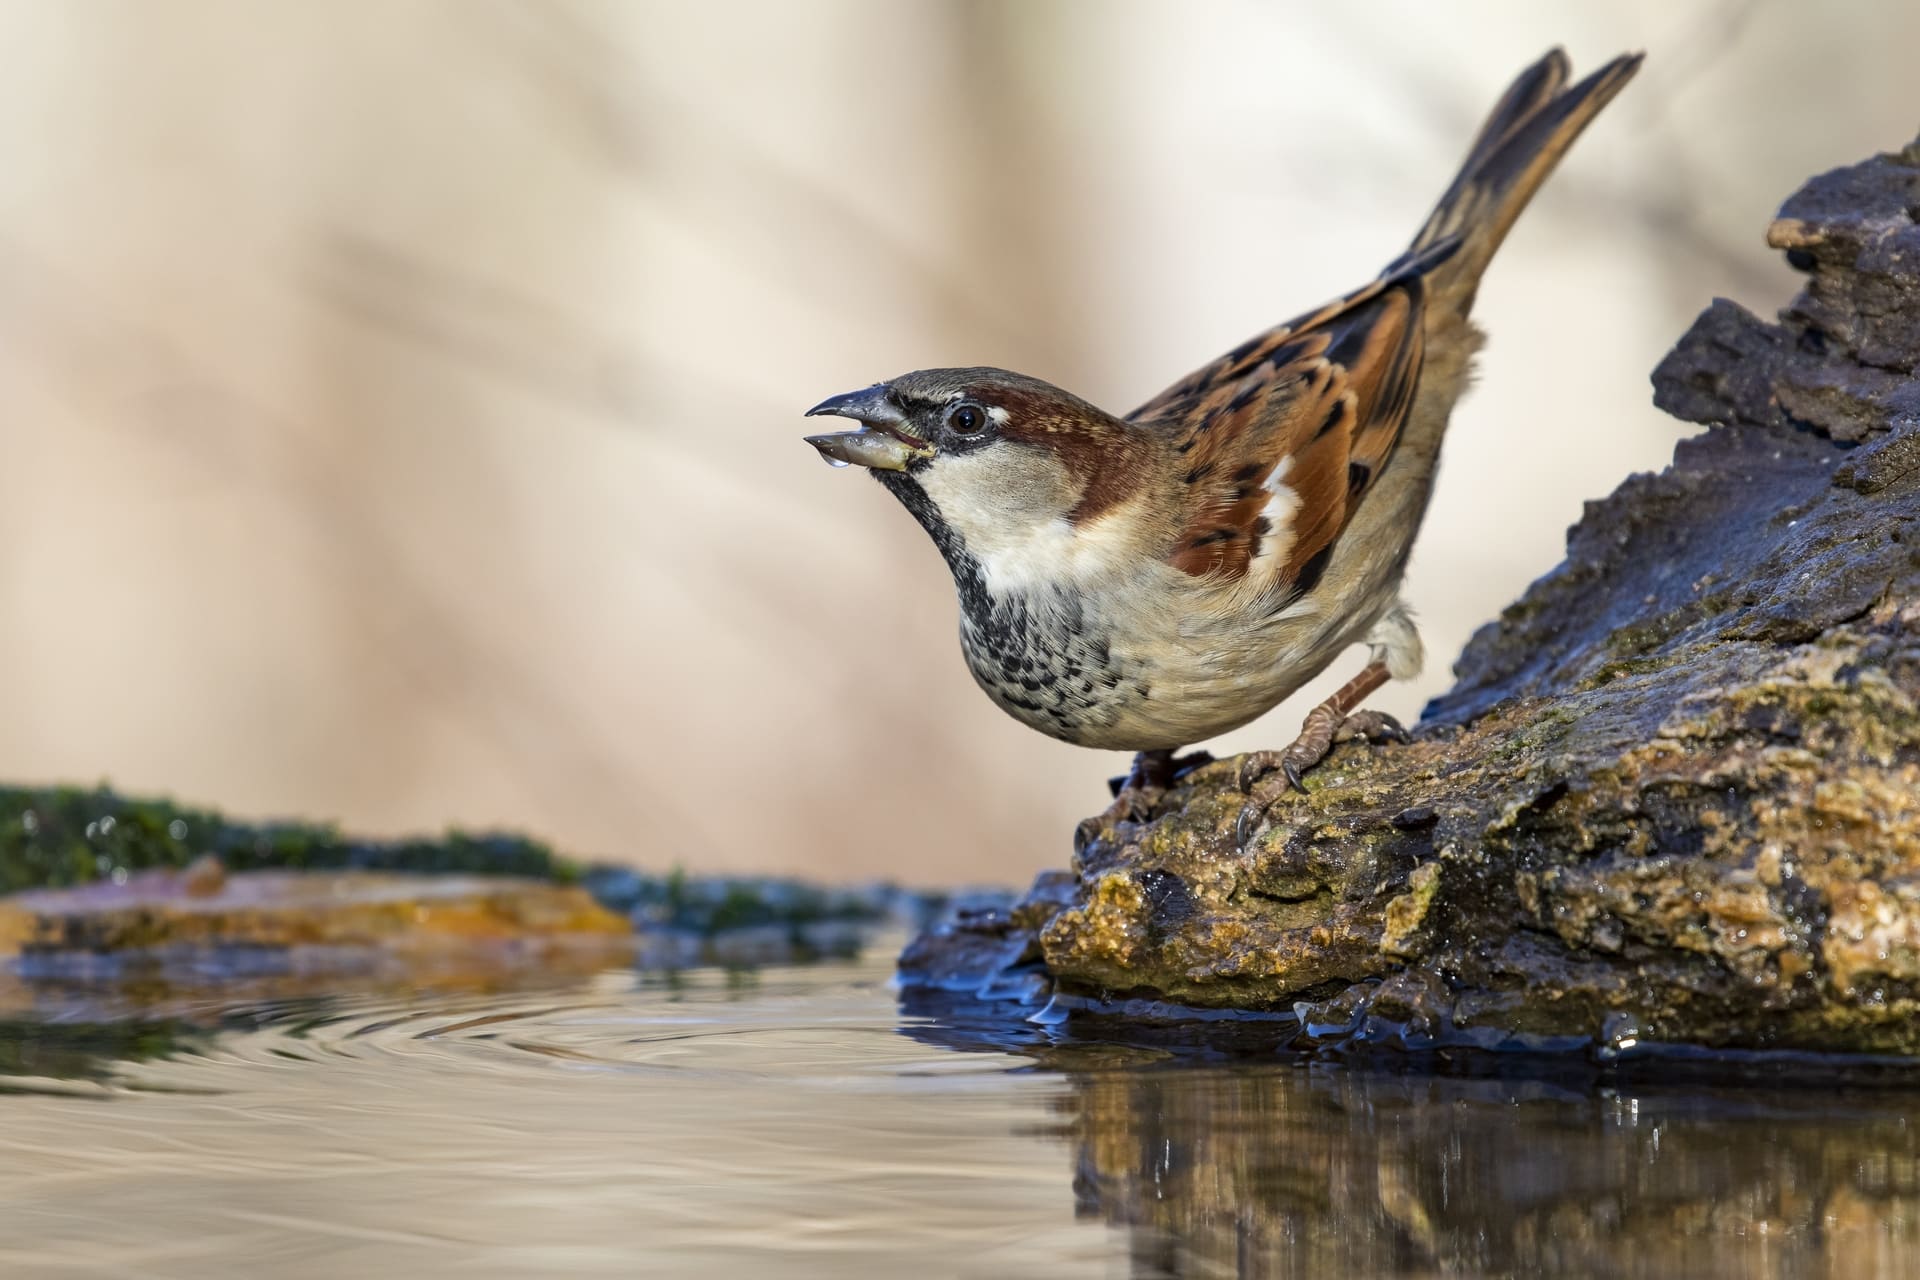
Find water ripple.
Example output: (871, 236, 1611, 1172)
(0, 940, 1916, 1277)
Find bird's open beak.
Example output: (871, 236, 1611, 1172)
(803, 385, 933, 471)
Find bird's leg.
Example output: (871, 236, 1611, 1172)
(1167, 747, 1217, 779)
(1239, 660, 1401, 795)
(1101, 748, 1182, 824)
(1105, 747, 1217, 799)
(1106, 747, 1178, 800)
(1078, 747, 1218, 854)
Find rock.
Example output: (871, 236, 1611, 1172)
(896, 888, 1034, 993)
(901, 137, 1920, 1057)
(0, 868, 634, 982)
(180, 853, 226, 898)
(0, 787, 932, 971)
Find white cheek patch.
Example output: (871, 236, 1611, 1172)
(969, 513, 1137, 595)
(978, 520, 1080, 593)
(916, 451, 1134, 595)
(915, 452, 1062, 576)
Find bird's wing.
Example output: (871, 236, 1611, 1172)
(1130, 241, 1452, 598)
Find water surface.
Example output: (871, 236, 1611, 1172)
(0, 939, 1915, 1277)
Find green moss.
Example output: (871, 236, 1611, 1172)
(635, 865, 890, 934)
(1497, 594, 1548, 626)
(1600, 596, 1731, 661)
(0, 784, 566, 895)
(0, 785, 911, 940)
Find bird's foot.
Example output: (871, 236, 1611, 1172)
(1235, 663, 1403, 845)
(1236, 702, 1341, 797)
(1334, 709, 1408, 746)
(1238, 660, 1401, 798)
(1238, 707, 1405, 796)
(1230, 718, 1345, 847)
(1078, 748, 1215, 856)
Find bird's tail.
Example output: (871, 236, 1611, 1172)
(1401, 49, 1642, 312)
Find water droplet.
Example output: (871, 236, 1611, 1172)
(168, 819, 188, 841)
(110, 866, 129, 885)
(1596, 1011, 1644, 1061)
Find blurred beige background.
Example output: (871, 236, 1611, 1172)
(1, 1, 1914, 886)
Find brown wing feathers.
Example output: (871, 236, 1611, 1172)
(1156, 329, 1332, 579)
(1284, 284, 1424, 587)
(1140, 47, 1642, 597)
(1128, 241, 1449, 429)
(1156, 278, 1426, 591)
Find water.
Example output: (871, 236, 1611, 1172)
(0, 938, 1916, 1278)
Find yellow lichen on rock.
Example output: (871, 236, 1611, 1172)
(1380, 862, 1440, 958)
(1824, 879, 1920, 997)
(0, 867, 633, 966)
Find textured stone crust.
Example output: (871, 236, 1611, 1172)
(902, 138, 1920, 1056)
(0, 867, 633, 959)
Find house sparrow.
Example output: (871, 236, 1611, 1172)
(805, 49, 1641, 814)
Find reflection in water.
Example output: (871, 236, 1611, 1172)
(1061, 1063, 1920, 1278)
(0, 942, 1912, 1277)
(907, 986, 1920, 1279)
(0, 1017, 209, 1089)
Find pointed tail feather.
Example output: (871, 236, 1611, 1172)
(1401, 49, 1642, 310)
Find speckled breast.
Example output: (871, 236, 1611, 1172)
(954, 583, 1149, 747)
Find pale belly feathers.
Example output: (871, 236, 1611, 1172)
(956, 551, 1405, 752)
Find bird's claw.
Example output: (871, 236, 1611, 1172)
(1231, 702, 1414, 847)
(1238, 748, 1316, 792)
(1234, 760, 1310, 844)
(1233, 802, 1266, 850)
(1089, 747, 1205, 853)
(1239, 708, 1405, 802)
(1335, 710, 1408, 745)
(1236, 751, 1281, 793)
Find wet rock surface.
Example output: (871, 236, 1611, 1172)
(0, 866, 635, 979)
(1, 786, 931, 977)
(904, 138, 1920, 1057)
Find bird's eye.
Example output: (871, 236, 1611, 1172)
(948, 404, 988, 436)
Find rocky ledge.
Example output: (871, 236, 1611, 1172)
(904, 137, 1920, 1057)
(1, 785, 921, 976)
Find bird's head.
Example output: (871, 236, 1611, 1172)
(804, 368, 1153, 587)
